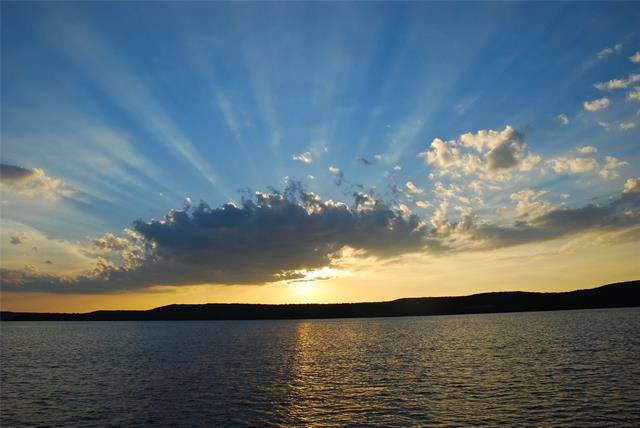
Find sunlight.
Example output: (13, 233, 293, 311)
(287, 267, 345, 298)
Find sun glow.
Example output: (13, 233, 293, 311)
(287, 267, 346, 298)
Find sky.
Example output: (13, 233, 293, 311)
(1, 2, 639, 312)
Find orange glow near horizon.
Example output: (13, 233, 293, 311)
(2, 239, 638, 313)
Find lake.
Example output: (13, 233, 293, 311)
(2, 308, 639, 426)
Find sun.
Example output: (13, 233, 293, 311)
(287, 267, 344, 298)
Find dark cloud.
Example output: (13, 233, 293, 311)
(486, 128, 525, 171)
(0, 163, 71, 199)
(2, 181, 639, 294)
(358, 157, 375, 166)
(465, 188, 640, 249)
(10, 236, 24, 245)
(1, 183, 428, 294)
(0, 164, 36, 182)
(357, 154, 382, 166)
(328, 166, 345, 186)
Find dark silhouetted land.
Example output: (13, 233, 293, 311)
(1, 280, 638, 321)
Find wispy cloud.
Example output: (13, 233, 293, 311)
(583, 97, 610, 111)
(596, 43, 622, 60)
(555, 113, 569, 125)
(594, 73, 640, 90)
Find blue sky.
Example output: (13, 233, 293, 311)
(1, 2, 639, 309)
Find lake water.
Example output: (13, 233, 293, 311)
(2, 308, 639, 426)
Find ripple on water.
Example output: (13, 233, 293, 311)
(2, 308, 640, 427)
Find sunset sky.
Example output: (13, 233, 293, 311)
(1, 2, 639, 312)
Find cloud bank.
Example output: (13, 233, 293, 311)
(2, 177, 639, 294)
(1, 183, 428, 293)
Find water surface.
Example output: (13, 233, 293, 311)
(2, 308, 639, 426)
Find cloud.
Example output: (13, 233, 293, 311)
(419, 125, 537, 179)
(0, 219, 95, 276)
(328, 166, 344, 185)
(628, 87, 640, 101)
(583, 98, 610, 111)
(596, 43, 622, 60)
(405, 181, 424, 195)
(547, 157, 598, 174)
(510, 188, 553, 219)
(460, 182, 640, 251)
(456, 125, 529, 171)
(624, 177, 640, 194)
(0, 164, 73, 200)
(358, 154, 382, 166)
(3, 179, 640, 294)
(292, 152, 313, 164)
(578, 146, 598, 154)
(10, 236, 24, 245)
(630, 51, 640, 63)
(0, 183, 430, 293)
(420, 138, 462, 169)
(555, 113, 569, 125)
(594, 73, 640, 90)
(599, 156, 628, 179)
(619, 122, 636, 131)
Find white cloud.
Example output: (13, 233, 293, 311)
(628, 87, 640, 102)
(292, 152, 313, 164)
(328, 166, 341, 174)
(548, 157, 598, 174)
(594, 73, 640, 90)
(583, 97, 610, 111)
(578, 146, 598, 154)
(520, 154, 541, 172)
(619, 122, 637, 131)
(630, 51, 640, 63)
(510, 188, 553, 219)
(0, 164, 73, 200)
(415, 200, 431, 209)
(624, 177, 640, 193)
(556, 113, 569, 125)
(598, 121, 611, 131)
(419, 125, 536, 179)
(599, 156, 629, 179)
(397, 204, 413, 216)
(405, 181, 424, 195)
(597, 43, 622, 59)
(430, 200, 450, 228)
(419, 138, 462, 169)
(393, 164, 402, 171)
(307, 174, 315, 180)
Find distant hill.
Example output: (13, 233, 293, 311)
(2, 280, 639, 321)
